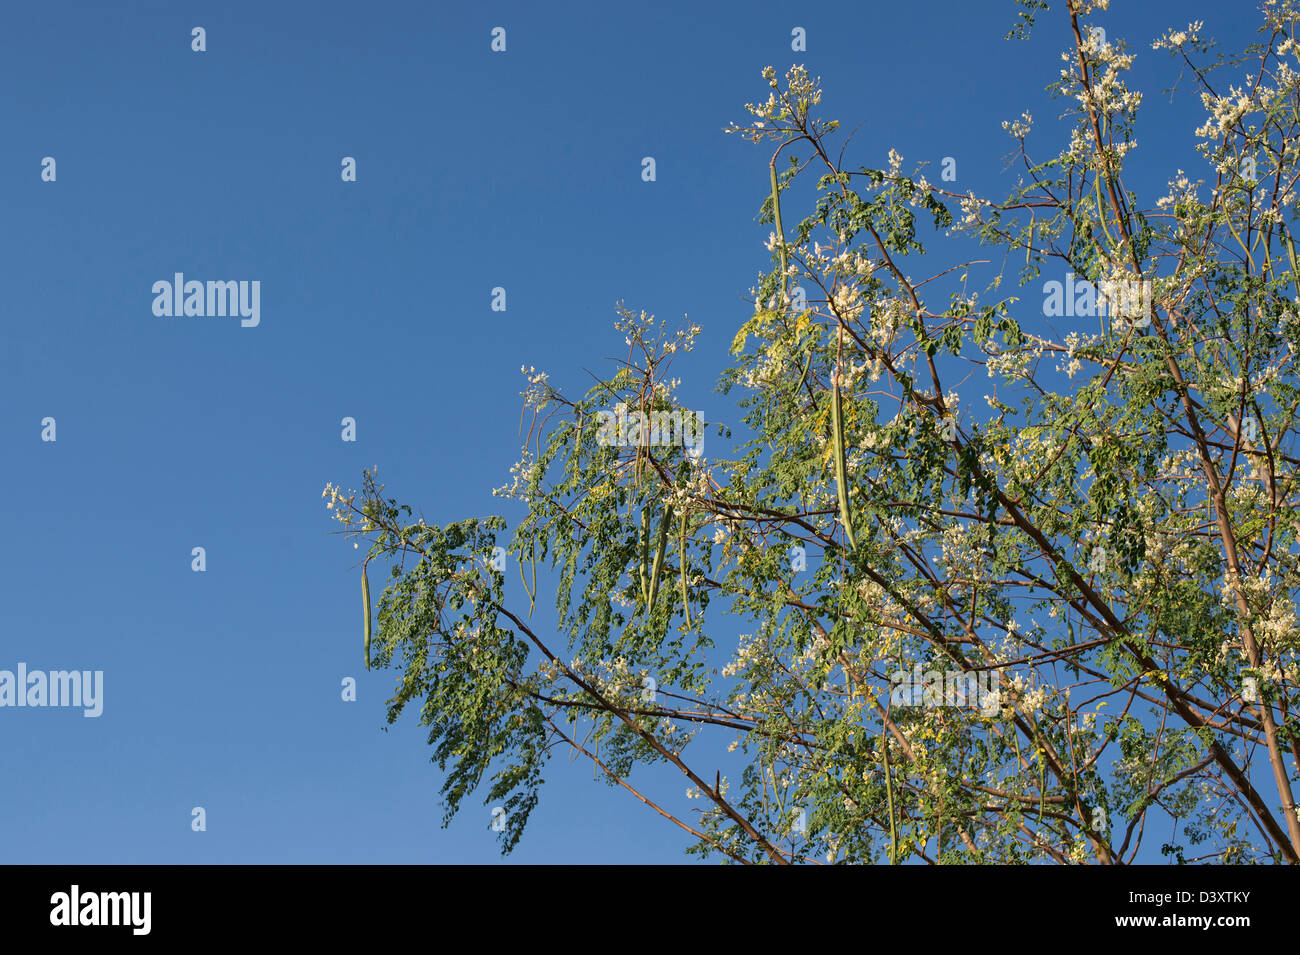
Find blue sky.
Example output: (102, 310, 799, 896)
(0, 0, 1264, 863)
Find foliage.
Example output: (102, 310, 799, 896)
(324, 0, 1300, 863)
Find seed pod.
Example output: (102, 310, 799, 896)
(831, 371, 857, 550)
(881, 730, 898, 863)
(362, 563, 372, 671)
(679, 508, 691, 628)
(638, 503, 650, 602)
(647, 502, 673, 611)
(1037, 731, 1048, 828)
(792, 348, 812, 395)
(517, 547, 536, 616)
(528, 552, 537, 616)
(770, 161, 788, 301)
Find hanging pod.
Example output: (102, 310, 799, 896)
(517, 545, 537, 617)
(831, 371, 857, 550)
(881, 730, 898, 863)
(361, 562, 372, 671)
(1284, 227, 1300, 281)
(679, 507, 691, 628)
(1036, 728, 1048, 828)
(637, 503, 650, 603)
(792, 348, 813, 395)
(773, 159, 810, 397)
(769, 160, 789, 300)
(647, 501, 673, 611)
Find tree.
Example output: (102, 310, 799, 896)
(323, 0, 1300, 863)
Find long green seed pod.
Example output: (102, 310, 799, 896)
(529, 552, 537, 616)
(881, 730, 898, 863)
(770, 160, 788, 301)
(1037, 731, 1048, 829)
(517, 548, 536, 615)
(361, 563, 372, 671)
(773, 158, 809, 398)
(831, 371, 857, 550)
(792, 347, 813, 394)
(1284, 227, 1300, 282)
(647, 502, 673, 611)
(679, 507, 691, 628)
(638, 503, 650, 602)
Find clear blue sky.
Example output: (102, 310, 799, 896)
(0, 0, 1260, 863)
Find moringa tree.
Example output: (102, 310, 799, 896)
(323, 0, 1300, 863)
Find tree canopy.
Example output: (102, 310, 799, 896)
(324, 0, 1300, 863)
